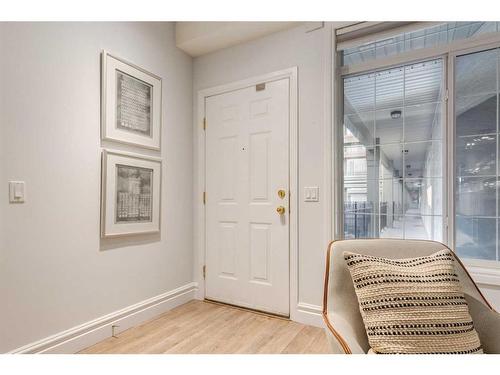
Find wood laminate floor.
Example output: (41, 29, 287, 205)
(79, 300, 331, 354)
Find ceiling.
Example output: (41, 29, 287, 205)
(175, 22, 302, 57)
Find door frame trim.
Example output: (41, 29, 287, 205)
(194, 67, 298, 319)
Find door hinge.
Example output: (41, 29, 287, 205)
(203, 191, 206, 205)
(256, 83, 266, 91)
(203, 117, 206, 130)
(203, 265, 206, 279)
(444, 89, 449, 102)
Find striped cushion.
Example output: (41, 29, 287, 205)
(344, 249, 482, 354)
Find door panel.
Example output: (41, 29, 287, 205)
(205, 78, 290, 315)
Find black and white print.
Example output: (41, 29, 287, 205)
(115, 164, 153, 223)
(116, 71, 152, 137)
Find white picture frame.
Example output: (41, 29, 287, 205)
(101, 50, 162, 150)
(101, 150, 162, 238)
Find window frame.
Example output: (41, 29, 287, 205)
(338, 55, 448, 243)
(334, 25, 500, 284)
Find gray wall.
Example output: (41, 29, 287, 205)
(0, 22, 193, 352)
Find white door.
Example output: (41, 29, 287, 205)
(205, 78, 290, 316)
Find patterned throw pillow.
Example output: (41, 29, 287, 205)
(344, 249, 483, 354)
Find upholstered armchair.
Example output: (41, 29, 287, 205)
(322, 239, 500, 354)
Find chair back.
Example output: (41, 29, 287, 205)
(324, 239, 496, 353)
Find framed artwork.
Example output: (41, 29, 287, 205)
(101, 50, 162, 150)
(101, 150, 161, 238)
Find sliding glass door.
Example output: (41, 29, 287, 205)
(342, 58, 445, 241)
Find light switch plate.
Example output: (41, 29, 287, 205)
(9, 181, 25, 203)
(304, 186, 319, 202)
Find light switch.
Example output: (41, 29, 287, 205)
(9, 181, 25, 203)
(304, 186, 319, 202)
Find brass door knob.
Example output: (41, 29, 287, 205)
(276, 206, 286, 215)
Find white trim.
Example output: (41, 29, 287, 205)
(194, 67, 299, 320)
(295, 303, 324, 328)
(8, 282, 198, 354)
(468, 266, 500, 287)
(446, 50, 456, 252)
(332, 28, 344, 240)
(323, 23, 334, 254)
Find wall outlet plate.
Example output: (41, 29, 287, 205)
(9, 181, 25, 203)
(304, 186, 319, 202)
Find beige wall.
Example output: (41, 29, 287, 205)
(0, 22, 194, 352)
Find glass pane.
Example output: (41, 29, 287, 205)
(456, 134, 496, 176)
(405, 60, 443, 106)
(344, 144, 374, 214)
(344, 112, 375, 146)
(454, 48, 500, 262)
(375, 35, 405, 60)
(375, 107, 403, 144)
(344, 144, 372, 175)
(343, 48, 376, 66)
(404, 215, 443, 241)
(343, 58, 444, 242)
(344, 213, 376, 239)
(456, 94, 497, 136)
(344, 212, 407, 240)
(456, 177, 497, 217)
(403, 141, 442, 178)
(404, 178, 443, 216)
(379, 214, 404, 239)
(344, 73, 375, 115)
(456, 217, 497, 260)
(404, 102, 442, 142)
(404, 24, 447, 51)
(375, 66, 404, 110)
(456, 49, 498, 98)
(377, 144, 403, 179)
(449, 22, 493, 43)
(379, 178, 403, 216)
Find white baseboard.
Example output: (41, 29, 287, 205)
(8, 282, 198, 354)
(293, 302, 324, 328)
